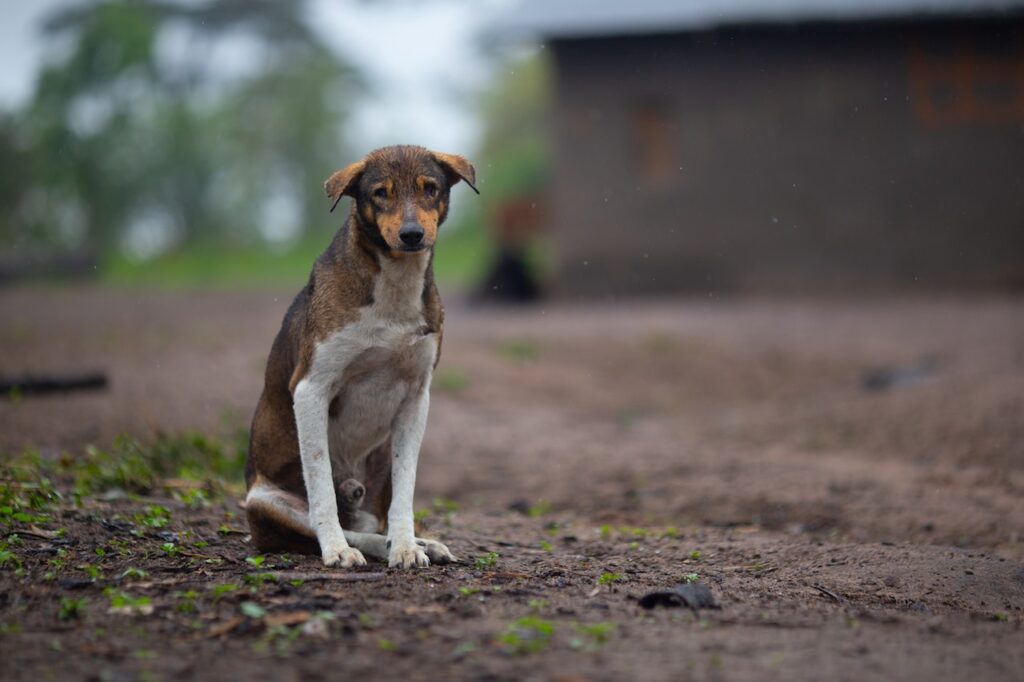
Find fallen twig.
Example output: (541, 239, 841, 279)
(810, 583, 845, 603)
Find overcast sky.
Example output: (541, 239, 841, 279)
(0, 0, 511, 156)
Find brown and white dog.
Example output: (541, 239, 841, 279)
(244, 145, 476, 568)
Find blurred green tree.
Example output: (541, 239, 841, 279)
(0, 0, 358, 267)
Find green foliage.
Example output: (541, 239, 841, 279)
(433, 368, 471, 394)
(497, 339, 539, 362)
(498, 617, 555, 655)
(210, 583, 239, 601)
(239, 602, 266, 619)
(69, 432, 245, 497)
(473, 552, 499, 569)
(0, 455, 62, 528)
(121, 567, 148, 581)
(1, 0, 359, 269)
(597, 572, 623, 586)
(104, 588, 151, 612)
(571, 622, 616, 651)
(59, 597, 87, 621)
(682, 573, 700, 584)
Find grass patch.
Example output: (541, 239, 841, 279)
(498, 617, 554, 655)
(497, 339, 539, 363)
(473, 552, 499, 570)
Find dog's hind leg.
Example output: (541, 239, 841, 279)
(246, 481, 388, 560)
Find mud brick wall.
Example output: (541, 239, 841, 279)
(546, 18, 1024, 297)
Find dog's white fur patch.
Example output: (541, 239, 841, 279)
(293, 252, 442, 567)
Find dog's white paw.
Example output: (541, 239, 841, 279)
(418, 538, 457, 564)
(388, 539, 430, 569)
(323, 545, 366, 568)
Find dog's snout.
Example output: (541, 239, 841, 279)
(399, 223, 424, 246)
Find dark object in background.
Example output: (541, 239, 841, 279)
(476, 197, 543, 303)
(0, 249, 98, 286)
(862, 359, 939, 392)
(477, 249, 539, 303)
(1, 372, 108, 398)
(637, 583, 719, 611)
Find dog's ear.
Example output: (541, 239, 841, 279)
(431, 152, 479, 194)
(325, 160, 366, 212)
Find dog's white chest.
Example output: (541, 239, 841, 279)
(323, 320, 436, 467)
(305, 254, 437, 470)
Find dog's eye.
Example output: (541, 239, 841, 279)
(372, 187, 388, 201)
(423, 182, 438, 199)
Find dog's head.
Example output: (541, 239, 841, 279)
(324, 145, 477, 255)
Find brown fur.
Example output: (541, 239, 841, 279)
(245, 145, 474, 553)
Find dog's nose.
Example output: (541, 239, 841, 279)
(399, 224, 424, 246)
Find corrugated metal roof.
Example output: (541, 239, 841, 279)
(495, 0, 1024, 39)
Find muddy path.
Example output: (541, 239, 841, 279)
(1, 288, 1022, 681)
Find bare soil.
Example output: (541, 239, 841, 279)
(1, 287, 1023, 681)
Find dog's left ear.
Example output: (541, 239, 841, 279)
(325, 160, 366, 212)
(432, 152, 479, 194)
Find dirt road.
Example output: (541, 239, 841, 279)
(1, 287, 1022, 681)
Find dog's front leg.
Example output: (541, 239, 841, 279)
(294, 378, 366, 568)
(387, 386, 432, 568)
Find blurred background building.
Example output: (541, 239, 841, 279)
(501, 0, 1024, 297)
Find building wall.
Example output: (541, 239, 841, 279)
(547, 19, 1024, 297)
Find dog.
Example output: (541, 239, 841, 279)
(243, 145, 476, 568)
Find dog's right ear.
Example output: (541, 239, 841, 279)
(325, 160, 366, 212)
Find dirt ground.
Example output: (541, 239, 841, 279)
(1, 286, 1023, 681)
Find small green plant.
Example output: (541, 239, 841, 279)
(240, 602, 266, 619)
(211, 583, 239, 601)
(245, 555, 266, 568)
(121, 567, 148, 581)
(377, 638, 397, 651)
(499, 617, 554, 655)
(661, 526, 679, 539)
(597, 572, 623, 586)
(432, 497, 459, 513)
(458, 586, 480, 598)
(620, 526, 648, 539)
(527, 501, 551, 517)
(598, 524, 612, 540)
(160, 543, 180, 557)
(175, 487, 210, 509)
(539, 540, 553, 552)
(0, 549, 22, 571)
(571, 622, 616, 651)
(136, 505, 170, 529)
(689, 550, 702, 561)
(104, 589, 152, 614)
(176, 590, 198, 614)
(682, 573, 700, 584)
(527, 598, 549, 612)
(497, 339, 538, 362)
(434, 369, 470, 394)
(244, 572, 277, 590)
(59, 597, 86, 621)
(78, 564, 102, 581)
(413, 509, 431, 524)
(473, 552, 499, 569)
